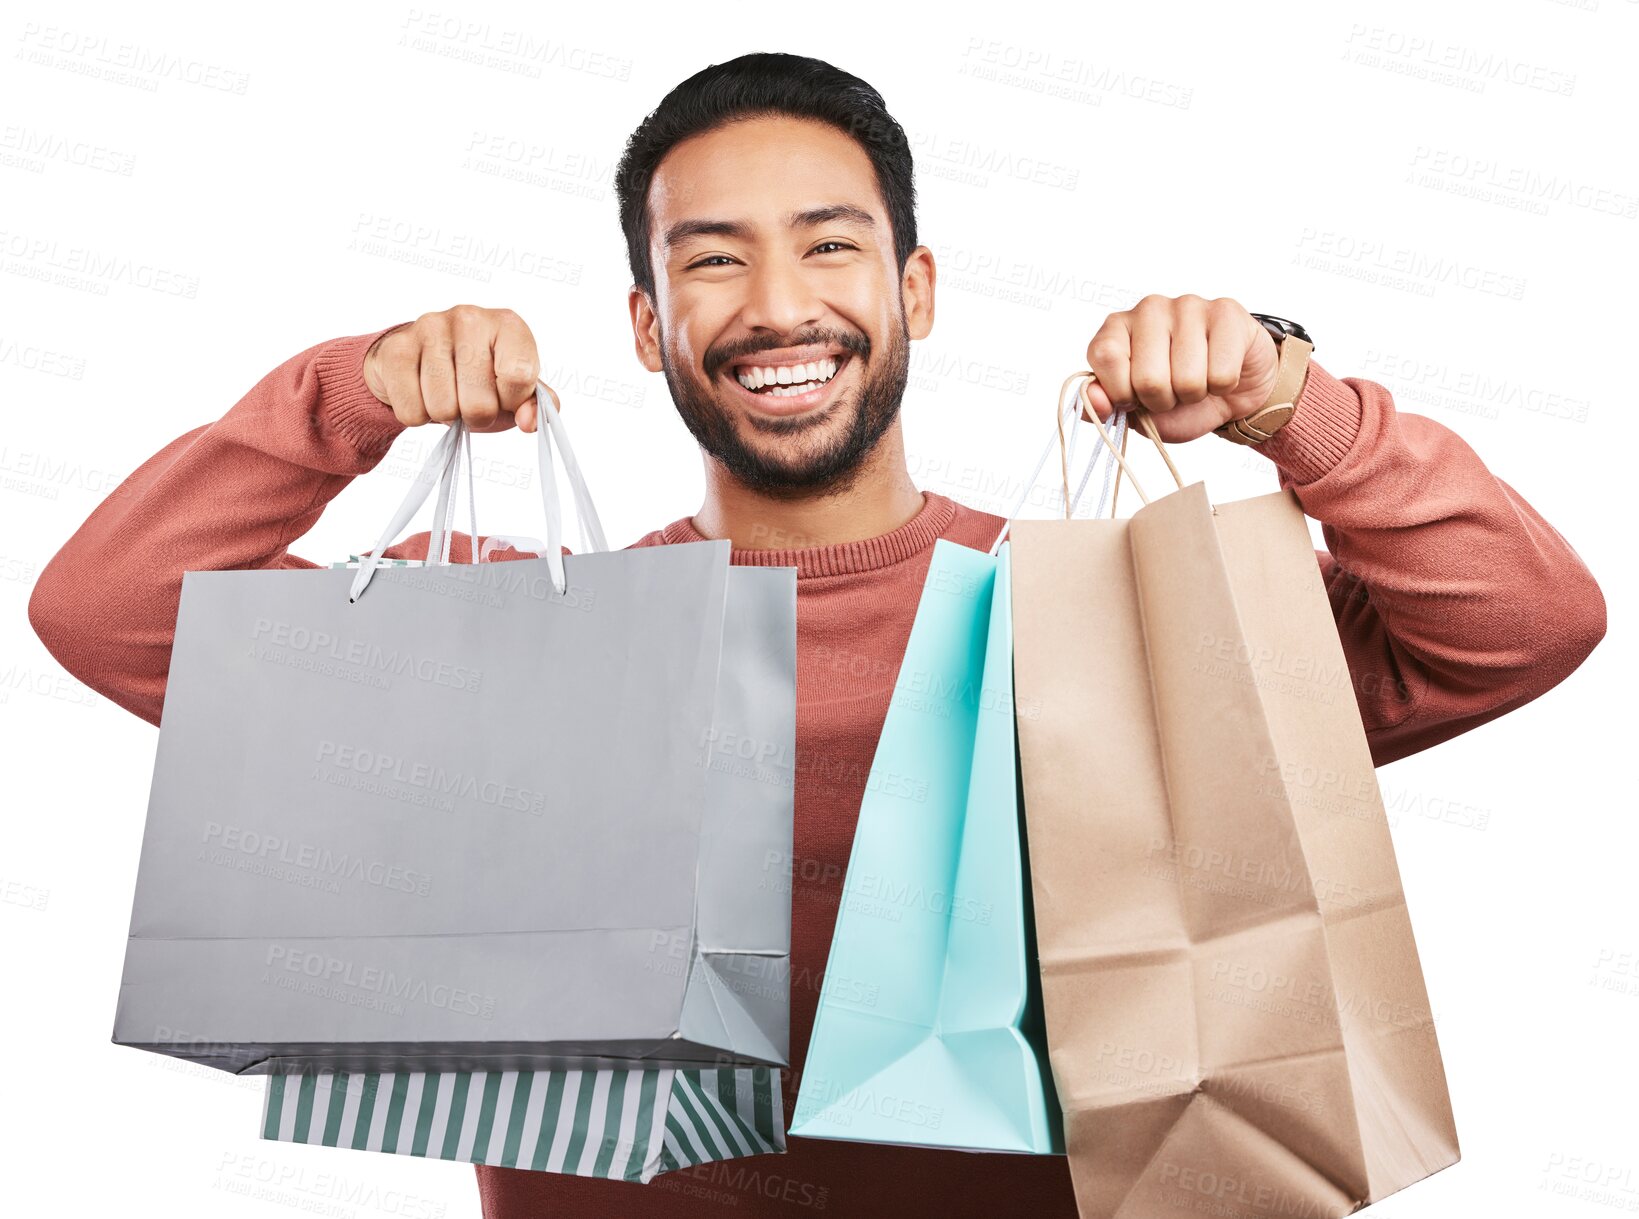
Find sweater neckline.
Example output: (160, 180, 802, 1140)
(658, 491, 958, 578)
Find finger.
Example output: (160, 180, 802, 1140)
(518, 376, 558, 437)
(420, 317, 460, 425)
(1170, 295, 1209, 405)
(493, 310, 541, 428)
(1078, 378, 1114, 423)
(535, 381, 563, 433)
(1205, 298, 1248, 395)
(379, 334, 428, 427)
(1085, 315, 1133, 408)
(450, 310, 502, 432)
(1128, 297, 1176, 412)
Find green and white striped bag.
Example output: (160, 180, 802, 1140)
(261, 1066, 785, 1183)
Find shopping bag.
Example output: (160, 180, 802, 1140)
(260, 1063, 785, 1184)
(273, 514, 800, 1179)
(1008, 375, 1460, 1217)
(789, 527, 1061, 1153)
(114, 383, 794, 1077)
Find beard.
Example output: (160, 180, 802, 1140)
(659, 314, 911, 498)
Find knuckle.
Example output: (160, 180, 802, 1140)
(421, 377, 456, 416)
(496, 349, 540, 384)
(1131, 372, 1172, 399)
(1088, 335, 1125, 364)
(496, 367, 538, 393)
(396, 406, 429, 428)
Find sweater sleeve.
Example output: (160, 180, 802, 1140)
(27, 324, 430, 729)
(1256, 361, 1605, 767)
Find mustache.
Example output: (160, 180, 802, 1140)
(704, 329, 871, 380)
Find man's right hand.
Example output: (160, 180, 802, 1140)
(363, 305, 556, 433)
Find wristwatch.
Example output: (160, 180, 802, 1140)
(1213, 313, 1314, 446)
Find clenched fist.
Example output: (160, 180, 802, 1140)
(363, 304, 556, 434)
(1080, 295, 1281, 443)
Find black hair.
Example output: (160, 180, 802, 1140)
(615, 52, 918, 300)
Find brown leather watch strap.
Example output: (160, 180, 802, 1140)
(1215, 336, 1312, 446)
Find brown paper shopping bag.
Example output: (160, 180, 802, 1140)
(1007, 375, 1460, 1218)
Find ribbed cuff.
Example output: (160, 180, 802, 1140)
(314, 321, 414, 456)
(1257, 361, 1363, 484)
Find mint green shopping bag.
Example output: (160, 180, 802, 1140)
(790, 539, 1062, 1153)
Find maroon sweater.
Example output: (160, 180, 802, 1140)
(28, 325, 1604, 1217)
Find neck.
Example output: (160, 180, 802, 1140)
(690, 422, 925, 550)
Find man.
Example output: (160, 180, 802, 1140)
(30, 51, 1605, 1218)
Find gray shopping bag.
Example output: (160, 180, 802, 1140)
(114, 386, 794, 1076)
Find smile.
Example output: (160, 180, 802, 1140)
(736, 355, 843, 396)
(722, 352, 854, 416)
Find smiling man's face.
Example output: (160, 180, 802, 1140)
(632, 114, 933, 496)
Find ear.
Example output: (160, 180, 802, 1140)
(901, 245, 936, 341)
(629, 285, 663, 373)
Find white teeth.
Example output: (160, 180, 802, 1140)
(735, 356, 841, 393)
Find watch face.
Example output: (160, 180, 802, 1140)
(1250, 313, 1313, 347)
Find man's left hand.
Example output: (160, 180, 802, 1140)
(1082, 295, 1280, 443)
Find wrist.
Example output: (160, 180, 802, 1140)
(318, 323, 413, 455)
(1216, 333, 1312, 445)
(1256, 361, 1363, 483)
(363, 320, 413, 404)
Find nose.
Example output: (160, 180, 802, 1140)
(737, 252, 824, 340)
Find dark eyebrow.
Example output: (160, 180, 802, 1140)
(662, 203, 877, 250)
(790, 203, 877, 231)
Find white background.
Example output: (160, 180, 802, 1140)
(3, 1, 1634, 1215)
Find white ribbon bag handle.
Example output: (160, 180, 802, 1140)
(986, 371, 1193, 555)
(987, 373, 1133, 555)
(349, 380, 608, 603)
